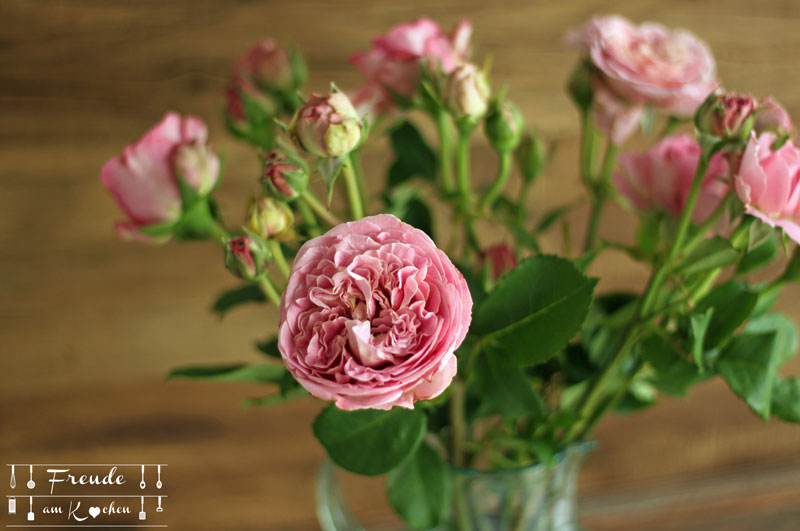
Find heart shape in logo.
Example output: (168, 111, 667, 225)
(89, 507, 101, 519)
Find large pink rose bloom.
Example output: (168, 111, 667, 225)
(614, 134, 729, 222)
(279, 214, 472, 410)
(572, 15, 717, 116)
(734, 133, 800, 243)
(350, 18, 471, 116)
(101, 113, 219, 240)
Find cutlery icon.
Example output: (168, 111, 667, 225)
(26, 466, 35, 489)
(156, 496, 163, 513)
(27, 496, 34, 521)
(10, 465, 15, 489)
(156, 465, 162, 489)
(139, 465, 146, 489)
(138, 496, 146, 520)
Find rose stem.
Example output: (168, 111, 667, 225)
(436, 108, 455, 194)
(341, 155, 364, 219)
(583, 142, 617, 252)
(300, 190, 342, 226)
(268, 241, 291, 280)
(480, 149, 513, 212)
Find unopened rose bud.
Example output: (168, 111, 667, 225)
(245, 196, 294, 241)
(755, 97, 793, 136)
(446, 63, 490, 121)
(225, 235, 270, 279)
(174, 140, 220, 196)
(289, 92, 363, 158)
(225, 76, 279, 143)
(478, 244, 517, 281)
(236, 39, 307, 94)
(695, 92, 758, 140)
(260, 150, 308, 200)
(484, 99, 523, 152)
(515, 133, 548, 184)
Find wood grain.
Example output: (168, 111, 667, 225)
(2, 0, 800, 528)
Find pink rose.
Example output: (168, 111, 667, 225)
(592, 78, 645, 145)
(100, 113, 219, 240)
(350, 18, 471, 114)
(235, 38, 297, 92)
(478, 244, 517, 281)
(278, 214, 472, 410)
(695, 92, 759, 139)
(614, 134, 730, 222)
(755, 97, 793, 135)
(734, 133, 800, 243)
(571, 15, 717, 116)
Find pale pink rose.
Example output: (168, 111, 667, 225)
(755, 97, 793, 134)
(592, 79, 645, 145)
(614, 134, 730, 222)
(570, 15, 717, 116)
(350, 18, 472, 113)
(100, 113, 219, 240)
(278, 214, 472, 410)
(734, 133, 800, 243)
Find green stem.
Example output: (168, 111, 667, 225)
(580, 112, 599, 186)
(563, 152, 713, 444)
(300, 190, 341, 226)
(257, 275, 282, 307)
(516, 179, 533, 225)
(341, 156, 364, 220)
(481, 150, 513, 212)
(583, 143, 618, 252)
(350, 149, 370, 215)
(449, 379, 467, 467)
(456, 125, 480, 255)
(296, 197, 321, 237)
(436, 109, 455, 194)
(268, 241, 291, 280)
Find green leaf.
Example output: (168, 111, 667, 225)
(736, 233, 778, 274)
(772, 377, 800, 423)
(695, 282, 758, 349)
(473, 350, 547, 419)
(386, 442, 449, 530)
(636, 214, 662, 259)
(534, 205, 572, 234)
(471, 255, 597, 366)
(319, 157, 345, 203)
(677, 236, 740, 276)
(211, 284, 266, 318)
(166, 363, 286, 383)
(400, 198, 434, 240)
(255, 337, 282, 359)
(313, 405, 426, 476)
(744, 313, 798, 368)
(716, 331, 778, 420)
(639, 334, 707, 396)
(689, 308, 714, 370)
(389, 121, 437, 181)
(241, 386, 308, 408)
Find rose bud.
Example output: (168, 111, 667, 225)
(569, 16, 718, 116)
(100, 112, 220, 241)
(260, 150, 309, 201)
(755, 97, 794, 135)
(225, 76, 278, 137)
(733, 132, 800, 244)
(235, 38, 307, 93)
(278, 214, 472, 410)
(484, 98, 524, 152)
(478, 244, 517, 281)
(245, 196, 295, 241)
(695, 92, 759, 140)
(614, 134, 730, 223)
(516, 133, 548, 184)
(446, 63, 490, 121)
(289, 92, 363, 158)
(225, 235, 270, 280)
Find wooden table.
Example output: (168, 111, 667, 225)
(2, 1, 800, 528)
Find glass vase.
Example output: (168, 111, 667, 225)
(316, 442, 594, 531)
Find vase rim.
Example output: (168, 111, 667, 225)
(446, 440, 596, 477)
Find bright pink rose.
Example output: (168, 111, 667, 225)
(101, 113, 219, 240)
(278, 214, 472, 410)
(571, 15, 717, 116)
(734, 133, 800, 243)
(350, 18, 471, 114)
(614, 134, 730, 222)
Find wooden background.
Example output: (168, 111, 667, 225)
(2, 0, 800, 529)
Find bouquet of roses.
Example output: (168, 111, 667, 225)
(101, 14, 800, 530)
